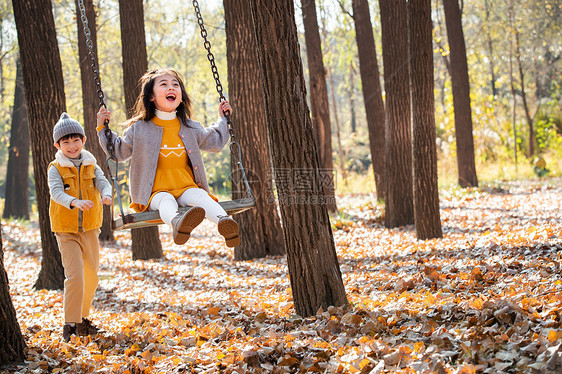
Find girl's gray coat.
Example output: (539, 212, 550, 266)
(98, 117, 229, 208)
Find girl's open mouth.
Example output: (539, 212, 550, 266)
(166, 94, 176, 101)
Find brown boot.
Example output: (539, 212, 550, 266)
(218, 216, 240, 247)
(172, 207, 206, 245)
(76, 318, 99, 337)
(62, 324, 76, 342)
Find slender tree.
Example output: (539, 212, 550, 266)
(508, 0, 518, 168)
(223, 0, 285, 260)
(118, 0, 163, 260)
(514, 29, 535, 156)
(318, 2, 346, 184)
(76, 0, 114, 241)
(301, 0, 337, 212)
(483, 0, 498, 97)
(328, 68, 348, 185)
(0, 227, 26, 366)
(409, 0, 442, 240)
(379, 0, 414, 227)
(442, 0, 478, 187)
(351, 0, 386, 200)
(249, 0, 348, 317)
(3, 57, 30, 221)
(13, 0, 65, 290)
(0, 6, 7, 100)
(349, 65, 357, 134)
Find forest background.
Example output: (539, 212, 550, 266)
(1, 0, 562, 372)
(0, 0, 560, 205)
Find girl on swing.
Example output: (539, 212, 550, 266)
(97, 68, 240, 247)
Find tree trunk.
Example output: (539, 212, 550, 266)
(3, 57, 30, 221)
(379, 0, 414, 227)
(119, 0, 163, 260)
(508, 0, 518, 169)
(514, 30, 535, 157)
(0, 228, 26, 366)
(0, 22, 3, 100)
(442, 0, 478, 188)
(223, 0, 285, 260)
(249, 0, 348, 317)
(13, 0, 65, 290)
(409, 0, 442, 240)
(120, 0, 149, 118)
(483, 0, 497, 97)
(351, 0, 386, 200)
(75, 0, 114, 242)
(318, 9, 347, 186)
(328, 68, 348, 185)
(349, 65, 357, 134)
(301, 0, 337, 212)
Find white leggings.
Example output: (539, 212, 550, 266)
(149, 188, 227, 226)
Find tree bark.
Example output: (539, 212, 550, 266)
(249, 0, 348, 317)
(3, 57, 30, 221)
(351, 0, 386, 200)
(118, 0, 163, 260)
(409, 0, 442, 240)
(442, 0, 478, 188)
(223, 0, 286, 260)
(75, 0, 114, 242)
(301, 0, 337, 212)
(13, 0, 65, 290)
(379, 0, 414, 227)
(0, 228, 26, 366)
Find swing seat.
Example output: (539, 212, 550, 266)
(112, 197, 256, 230)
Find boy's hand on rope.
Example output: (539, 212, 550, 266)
(71, 199, 95, 211)
(101, 196, 112, 206)
(97, 107, 111, 128)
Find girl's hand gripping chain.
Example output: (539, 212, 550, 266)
(219, 100, 232, 117)
(97, 107, 111, 128)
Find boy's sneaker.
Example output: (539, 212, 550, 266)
(62, 324, 76, 342)
(218, 216, 240, 247)
(76, 318, 99, 336)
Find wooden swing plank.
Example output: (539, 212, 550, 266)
(112, 198, 256, 231)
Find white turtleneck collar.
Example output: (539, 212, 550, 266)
(155, 109, 177, 120)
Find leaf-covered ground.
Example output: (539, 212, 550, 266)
(2, 179, 562, 373)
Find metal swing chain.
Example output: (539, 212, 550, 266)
(77, 0, 129, 223)
(192, 0, 254, 200)
(192, 0, 234, 138)
(77, 0, 113, 156)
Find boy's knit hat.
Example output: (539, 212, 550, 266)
(53, 112, 85, 143)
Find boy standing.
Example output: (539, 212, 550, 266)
(48, 112, 112, 342)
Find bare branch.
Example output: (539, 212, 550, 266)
(335, 0, 353, 19)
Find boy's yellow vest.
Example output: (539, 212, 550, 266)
(49, 161, 102, 233)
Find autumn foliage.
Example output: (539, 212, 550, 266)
(2, 180, 562, 373)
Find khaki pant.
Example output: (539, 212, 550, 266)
(55, 229, 100, 324)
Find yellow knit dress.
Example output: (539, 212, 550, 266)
(130, 116, 197, 212)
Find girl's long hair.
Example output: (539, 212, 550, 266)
(124, 68, 193, 126)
